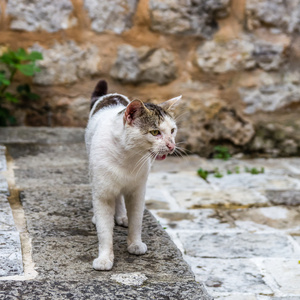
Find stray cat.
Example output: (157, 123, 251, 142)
(85, 80, 181, 271)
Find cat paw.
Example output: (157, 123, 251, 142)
(127, 242, 147, 255)
(92, 216, 96, 225)
(93, 257, 113, 271)
(115, 216, 128, 227)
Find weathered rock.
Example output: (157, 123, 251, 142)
(185, 257, 272, 295)
(110, 45, 177, 85)
(179, 232, 295, 258)
(246, 0, 300, 33)
(30, 41, 101, 85)
(149, 0, 231, 38)
(0, 231, 23, 277)
(263, 259, 300, 294)
(84, 0, 138, 34)
(240, 72, 300, 114)
(6, 0, 76, 32)
(267, 190, 300, 206)
(196, 38, 285, 73)
(0, 194, 16, 231)
(196, 38, 255, 73)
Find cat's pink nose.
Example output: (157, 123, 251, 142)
(167, 143, 175, 151)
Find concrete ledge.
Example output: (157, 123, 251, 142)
(0, 127, 211, 299)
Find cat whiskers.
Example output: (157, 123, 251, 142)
(131, 151, 153, 176)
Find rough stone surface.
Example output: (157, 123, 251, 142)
(267, 190, 300, 206)
(185, 257, 273, 295)
(110, 45, 177, 85)
(0, 195, 16, 231)
(196, 38, 255, 74)
(246, 0, 300, 33)
(196, 38, 286, 74)
(0, 231, 23, 276)
(6, 0, 76, 32)
(240, 72, 300, 114)
(149, 0, 231, 38)
(30, 41, 101, 85)
(84, 0, 138, 34)
(263, 259, 300, 294)
(0, 145, 6, 172)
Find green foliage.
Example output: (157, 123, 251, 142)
(0, 48, 43, 126)
(213, 146, 231, 160)
(197, 168, 209, 180)
(245, 167, 265, 175)
(214, 168, 223, 178)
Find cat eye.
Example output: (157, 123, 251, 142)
(150, 130, 160, 136)
(171, 128, 175, 134)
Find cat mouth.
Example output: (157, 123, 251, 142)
(150, 151, 168, 160)
(155, 154, 167, 160)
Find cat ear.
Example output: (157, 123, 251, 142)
(159, 95, 182, 111)
(124, 100, 148, 125)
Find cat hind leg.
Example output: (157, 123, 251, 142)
(115, 194, 128, 227)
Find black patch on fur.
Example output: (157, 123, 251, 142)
(90, 80, 108, 110)
(92, 95, 130, 116)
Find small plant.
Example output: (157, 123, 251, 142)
(214, 168, 223, 178)
(213, 146, 231, 161)
(0, 48, 43, 126)
(245, 167, 265, 175)
(227, 170, 233, 175)
(235, 166, 240, 174)
(197, 168, 209, 181)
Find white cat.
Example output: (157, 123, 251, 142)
(85, 80, 181, 271)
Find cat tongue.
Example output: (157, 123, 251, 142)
(156, 154, 167, 160)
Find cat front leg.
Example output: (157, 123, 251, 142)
(125, 187, 147, 255)
(92, 191, 115, 271)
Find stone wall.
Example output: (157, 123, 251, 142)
(0, 0, 299, 157)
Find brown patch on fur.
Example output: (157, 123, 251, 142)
(137, 102, 172, 133)
(92, 95, 130, 116)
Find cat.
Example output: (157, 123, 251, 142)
(85, 80, 181, 271)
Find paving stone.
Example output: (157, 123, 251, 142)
(0, 145, 6, 172)
(185, 257, 273, 295)
(231, 207, 300, 232)
(0, 231, 23, 277)
(179, 232, 296, 258)
(0, 195, 16, 231)
(214, 294, 257, 300)
(153, 209, 233, 231)
(267, 190, 300, 206)
(0, 173, 9, 195)
(263, 259, 300, 295)
(145, 188, 171, 210)
(172, 188, 268, 209)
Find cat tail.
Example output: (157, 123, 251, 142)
(90, 80, 108, 109)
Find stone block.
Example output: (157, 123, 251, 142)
(84, 0, 138, 34)
(185, 257, 273, 295)
(0, 195, 16, 231)
(30, 41, 101, 85)
(110, 45, 177, 85)
(266, 190, 300, 206)
(6, 0, 76, 32)
(0, 231, 23, 277)
(246, 0, 300, 33)
(196, 38, 255, 74)
(0, 174, 9, 195)
(0, 145, 6, 172)
(263, 259, 300, 294)
(240, 72, 300, 114)
(179, 232, 296, 258)
(149, 0, 231, 38)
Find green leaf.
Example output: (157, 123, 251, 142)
(27, 51, 43, 61)
(17, 64, 37, 76)
(16, 48, 27, 60)
(4, 92, 19, 103)
(0, 73, 10, 86)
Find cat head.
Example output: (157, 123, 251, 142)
(123, 96, 182, 160)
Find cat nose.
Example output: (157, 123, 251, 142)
(167, 143, 175, 151)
